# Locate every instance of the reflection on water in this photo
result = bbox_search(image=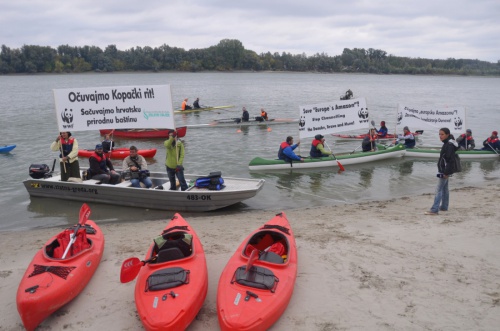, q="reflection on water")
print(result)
[359,168,374,188]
